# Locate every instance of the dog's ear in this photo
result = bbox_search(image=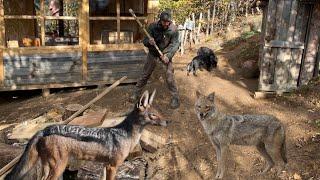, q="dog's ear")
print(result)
[207,92,215,102]
[196,90,202,98]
